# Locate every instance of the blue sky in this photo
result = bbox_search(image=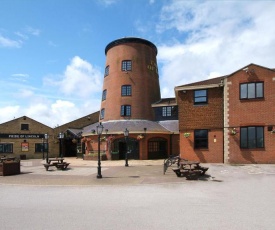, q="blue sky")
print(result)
[1,0,275,127]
